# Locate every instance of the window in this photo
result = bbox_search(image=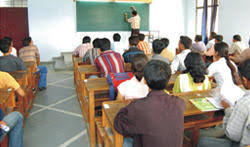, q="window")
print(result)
[0,0,27,7]
[195,0,219,34]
